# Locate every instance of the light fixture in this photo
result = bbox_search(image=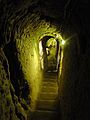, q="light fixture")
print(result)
[55,33,66,46]
[61,39,65,45]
